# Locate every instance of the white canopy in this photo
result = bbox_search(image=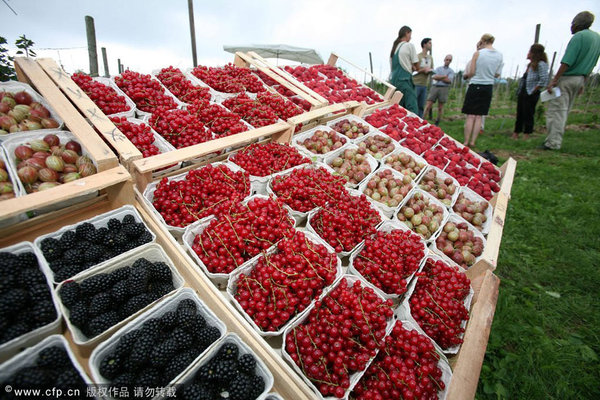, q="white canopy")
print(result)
[223,44,324,65]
